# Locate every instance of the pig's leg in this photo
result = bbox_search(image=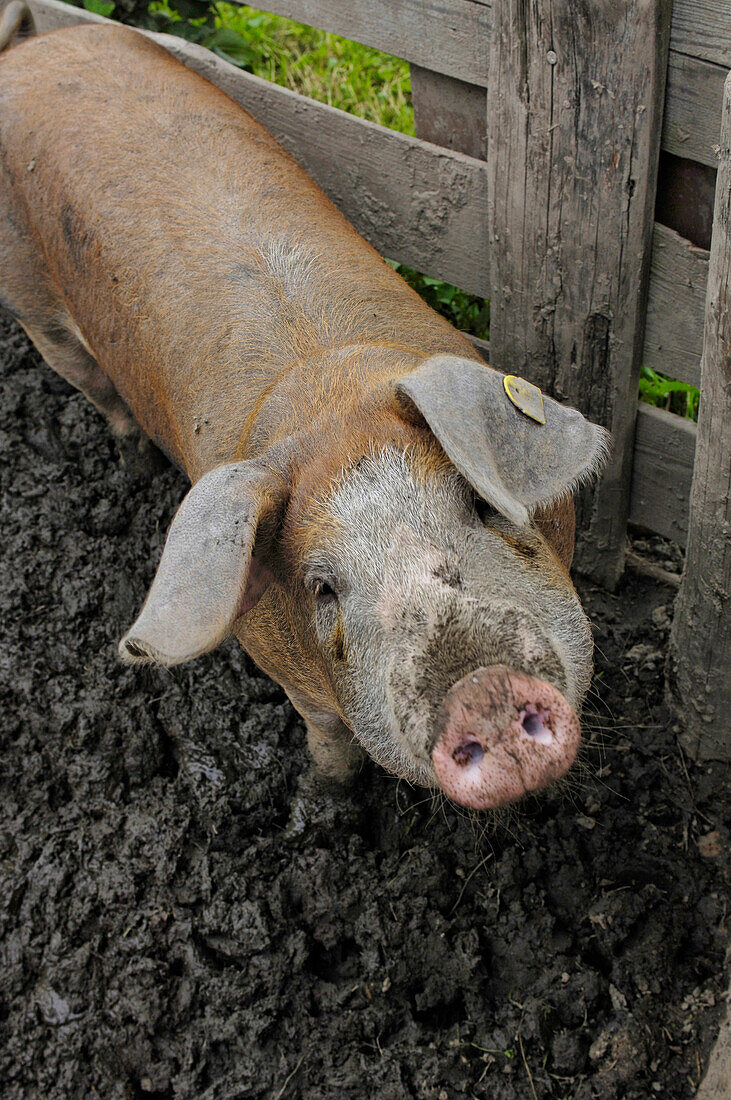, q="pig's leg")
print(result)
[17,319,158,474]
[0,183,151,469]
[306,718,363,782]
[286,688,363,782]
[21,320,134,436]
[284,703,364,842]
